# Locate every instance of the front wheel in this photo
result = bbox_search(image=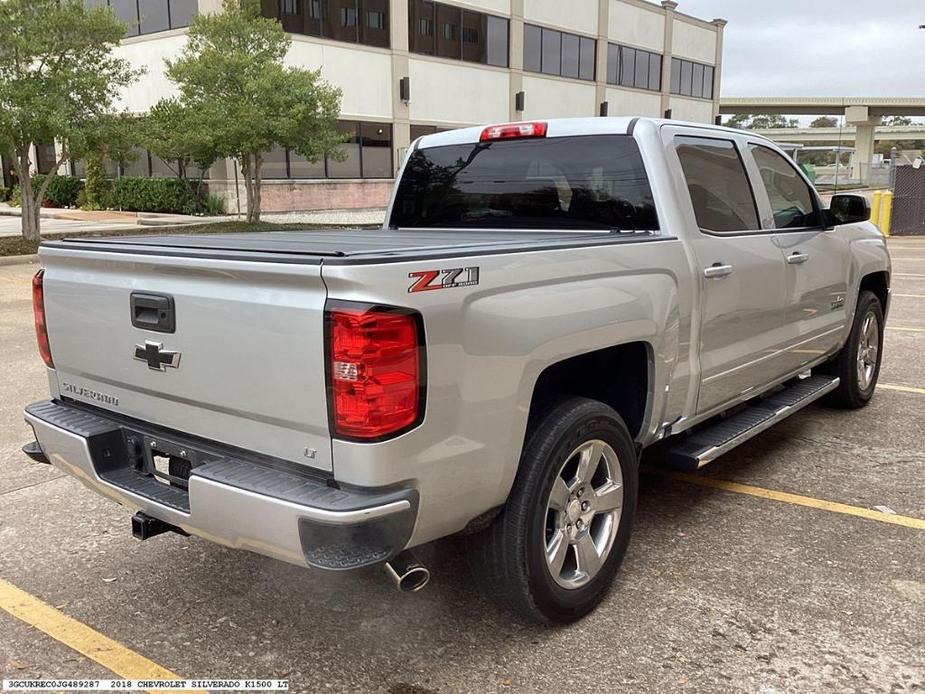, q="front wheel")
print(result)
[822,290,884,408]
[468,397,638,624]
